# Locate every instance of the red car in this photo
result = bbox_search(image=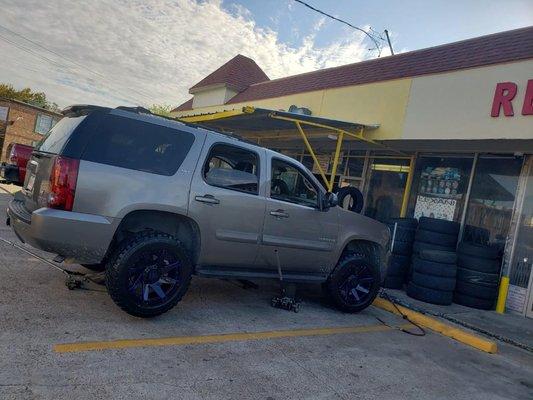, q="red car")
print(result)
[0,143,33,186]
